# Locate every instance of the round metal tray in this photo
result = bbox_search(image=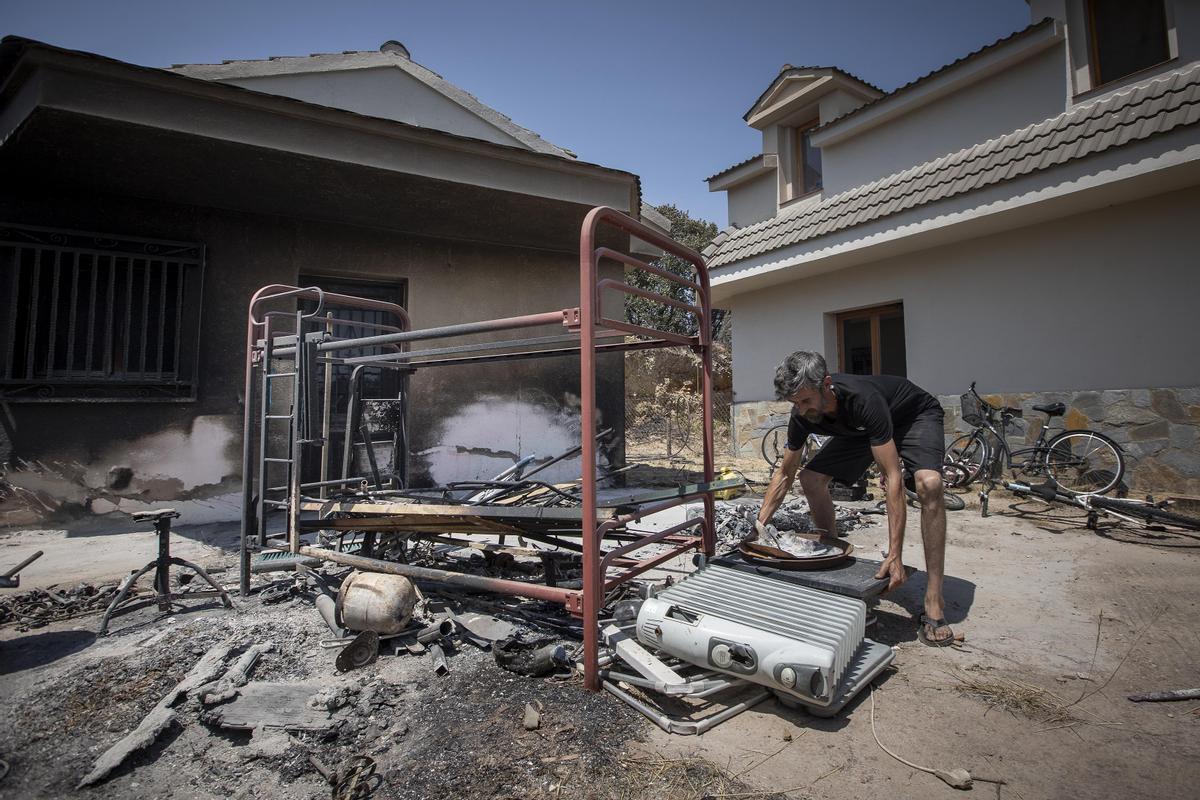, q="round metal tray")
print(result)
[736,537,854,570]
